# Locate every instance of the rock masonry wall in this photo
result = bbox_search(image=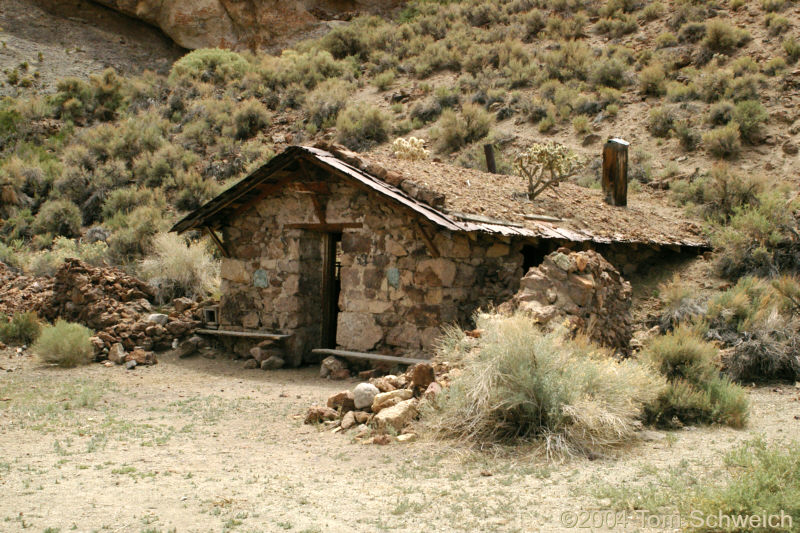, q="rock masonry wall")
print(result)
[219,176,523,366]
